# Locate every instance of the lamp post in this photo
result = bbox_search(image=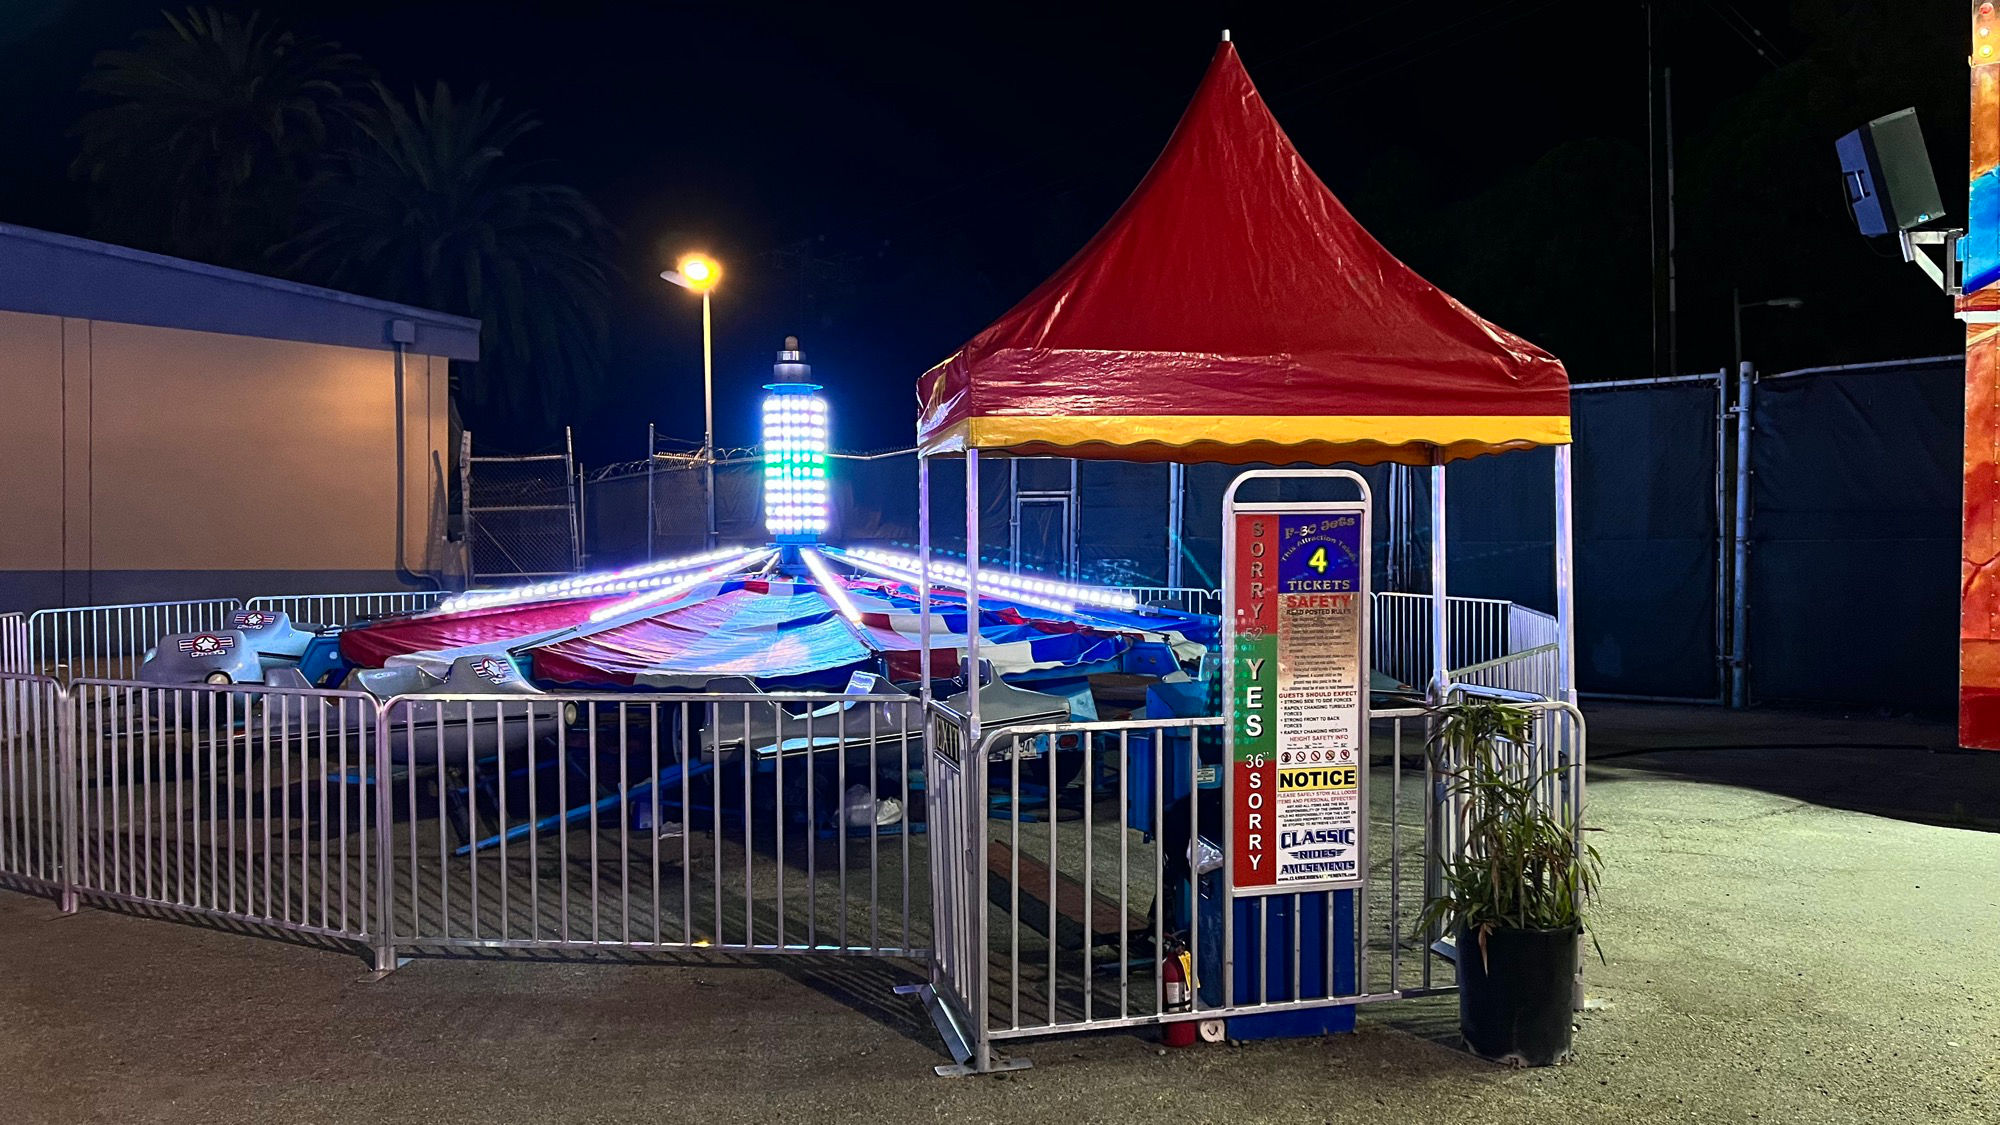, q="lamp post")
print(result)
[1730,289,1804,385]
[662,254,723,547]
